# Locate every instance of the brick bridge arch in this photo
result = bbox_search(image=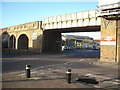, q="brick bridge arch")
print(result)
[2,32,10,48]
[9,35,16,49]
[17,34,29,49]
